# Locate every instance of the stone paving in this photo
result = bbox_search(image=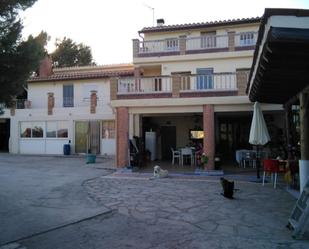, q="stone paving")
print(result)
[1,169,309,248]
